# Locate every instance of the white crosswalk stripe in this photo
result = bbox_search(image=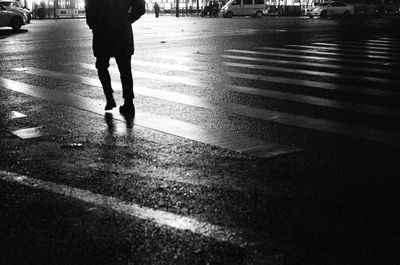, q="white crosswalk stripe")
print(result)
[313,42,400,52]
[224,71,399,99]
[135,27,259,43]
[2,38,400,151]
[0,76,300,158]
[229,48,399,66]
[10,66,400,146]
[223,61,397,84]
[340,40,400,48]
[221,54,398,75]
[287,44,400,56]
[222,39,400,145]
